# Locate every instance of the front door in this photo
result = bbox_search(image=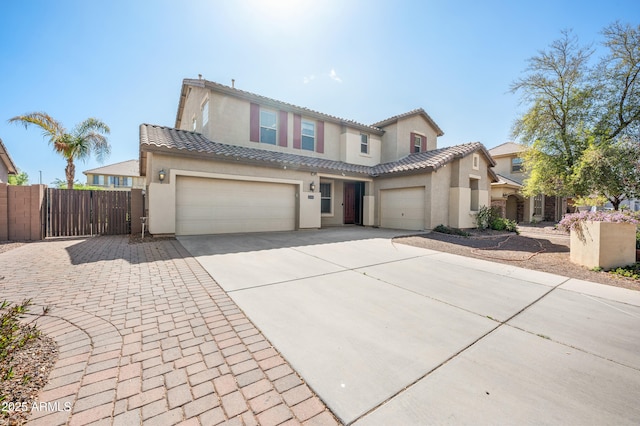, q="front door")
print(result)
[344,183,356,224]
